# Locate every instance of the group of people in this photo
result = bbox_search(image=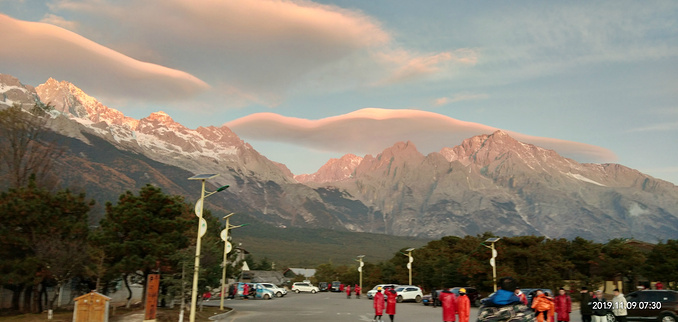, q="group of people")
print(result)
[370,286,471,322]
[529,288,572,322]
[345,284,362,299]
[581,287,629,322]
